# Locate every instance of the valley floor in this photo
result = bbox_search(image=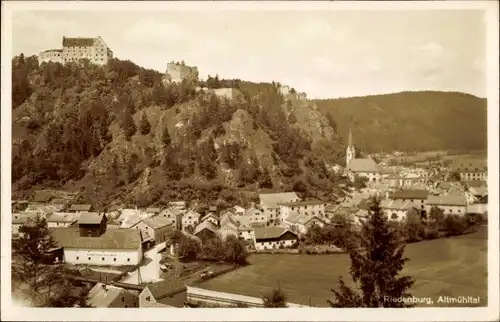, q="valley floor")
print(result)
[197,226,488,307]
